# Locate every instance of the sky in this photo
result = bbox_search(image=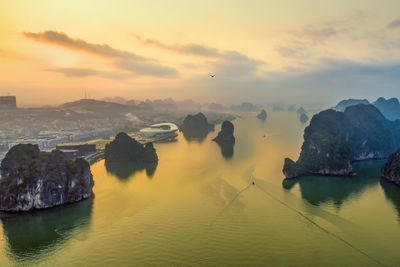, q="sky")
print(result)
[0,0,400,107]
